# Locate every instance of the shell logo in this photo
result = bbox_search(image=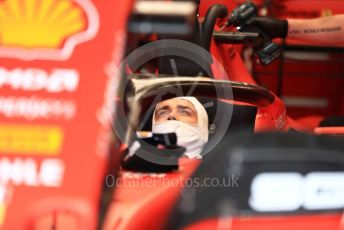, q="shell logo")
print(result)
[0,0,99,61]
